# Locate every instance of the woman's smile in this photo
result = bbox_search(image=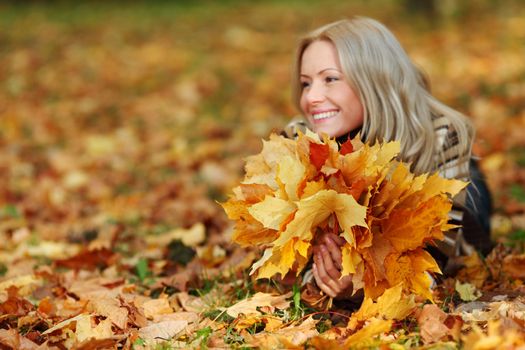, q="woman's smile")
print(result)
[311,110,339,122]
